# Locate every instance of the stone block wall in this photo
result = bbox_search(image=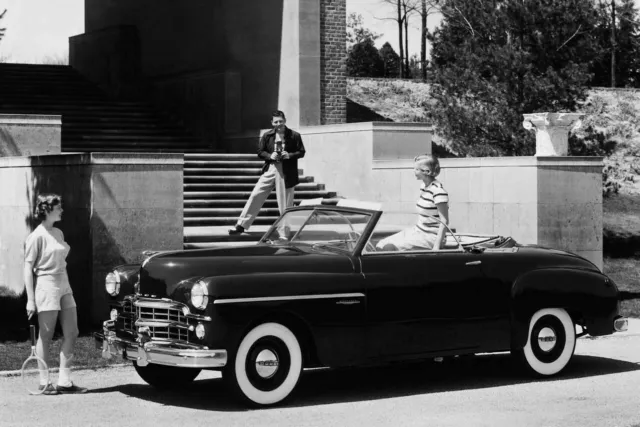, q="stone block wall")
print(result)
[320,0,347,125]
[0,153,183,331]
[0,115,61,157]
[372,156,604,270]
